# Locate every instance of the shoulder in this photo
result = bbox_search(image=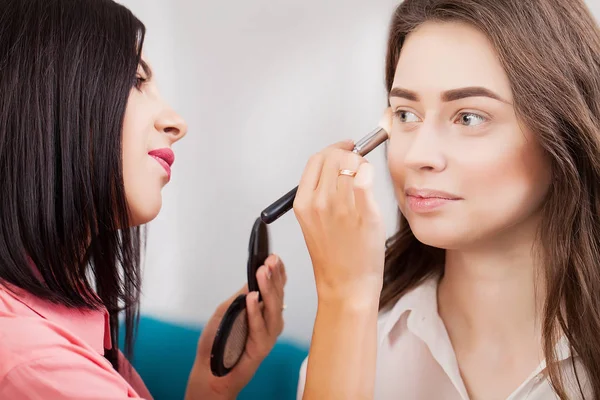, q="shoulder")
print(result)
[0,286,105,369]
[0,286,144,399]
[0,312,80,370]
[0,353,136,399]
[0,311,107,373]
[0,315,141,399]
